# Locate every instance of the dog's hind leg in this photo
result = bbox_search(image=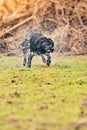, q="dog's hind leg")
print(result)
[23,56,27,66]
[27,52,35,68]
[23,48,28,66]
[45,53,51,66]
[41,54,47,64]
